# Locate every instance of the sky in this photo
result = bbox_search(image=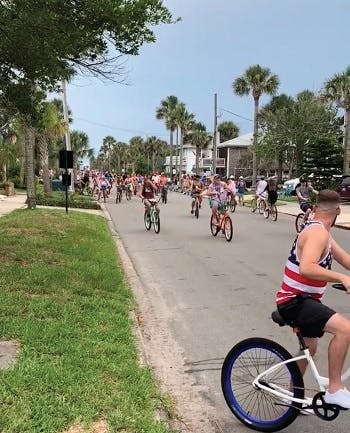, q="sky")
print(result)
[61,0,349,154]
